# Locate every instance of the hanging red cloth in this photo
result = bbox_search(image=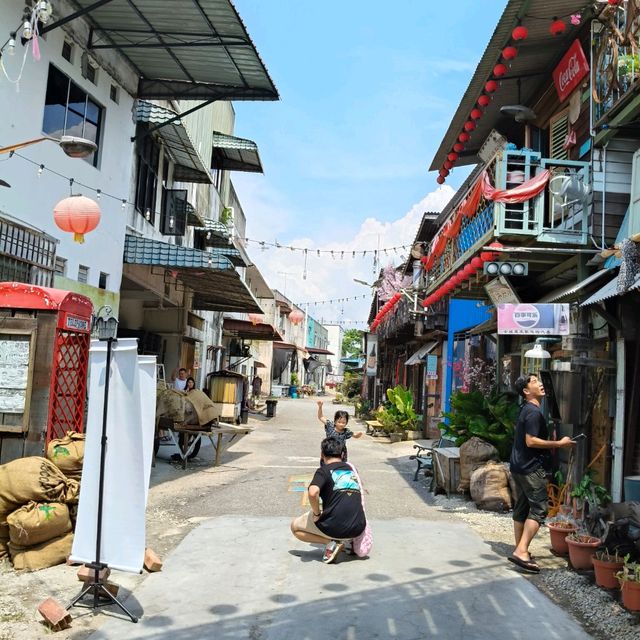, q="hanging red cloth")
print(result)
[459,178,483,218]
[444,210,463,239]
[481,169,550,203]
